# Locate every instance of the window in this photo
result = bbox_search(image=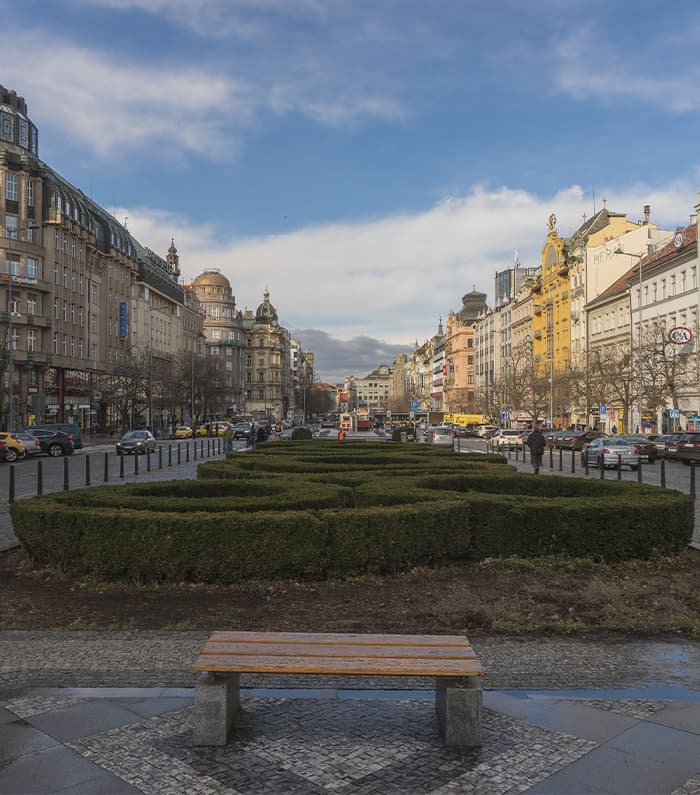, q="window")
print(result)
[212,329,221,340]
[79,274,83,294]
[259,338,264,348]
[63,301,67,321]
[27,296,36,315]
[225,361,232,371]
[71,271,76,291]
[78,339,84,358]
[53,298,58,318]
[693,267,697,289]
[27,329,36,352]
[5,173,17,202]
[62,335,67,355]
[681,271,687,292]
[62,235,67,254]
[70,337,75,356]
[71,304,75,324]
[26,180,33,207]
[53,332,58,354]
[661,279,666,299]
[258,390,264,400]
[26,257,37,279]
[5,215,17,239]
[54,228,59,249]
[79,307,83,327]
[246,355,252,365]
[11,328,19,351]
[63,268,68,288]
[671,275,676,295]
